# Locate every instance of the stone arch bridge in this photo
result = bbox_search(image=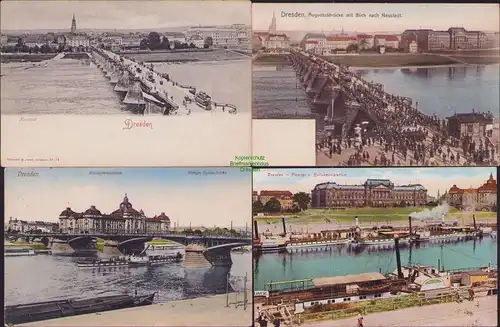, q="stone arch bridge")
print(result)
[5,233,251,267]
